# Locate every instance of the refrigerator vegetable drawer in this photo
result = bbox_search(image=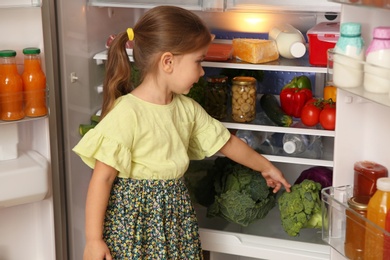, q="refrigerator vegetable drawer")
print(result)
[0,150,49,208]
